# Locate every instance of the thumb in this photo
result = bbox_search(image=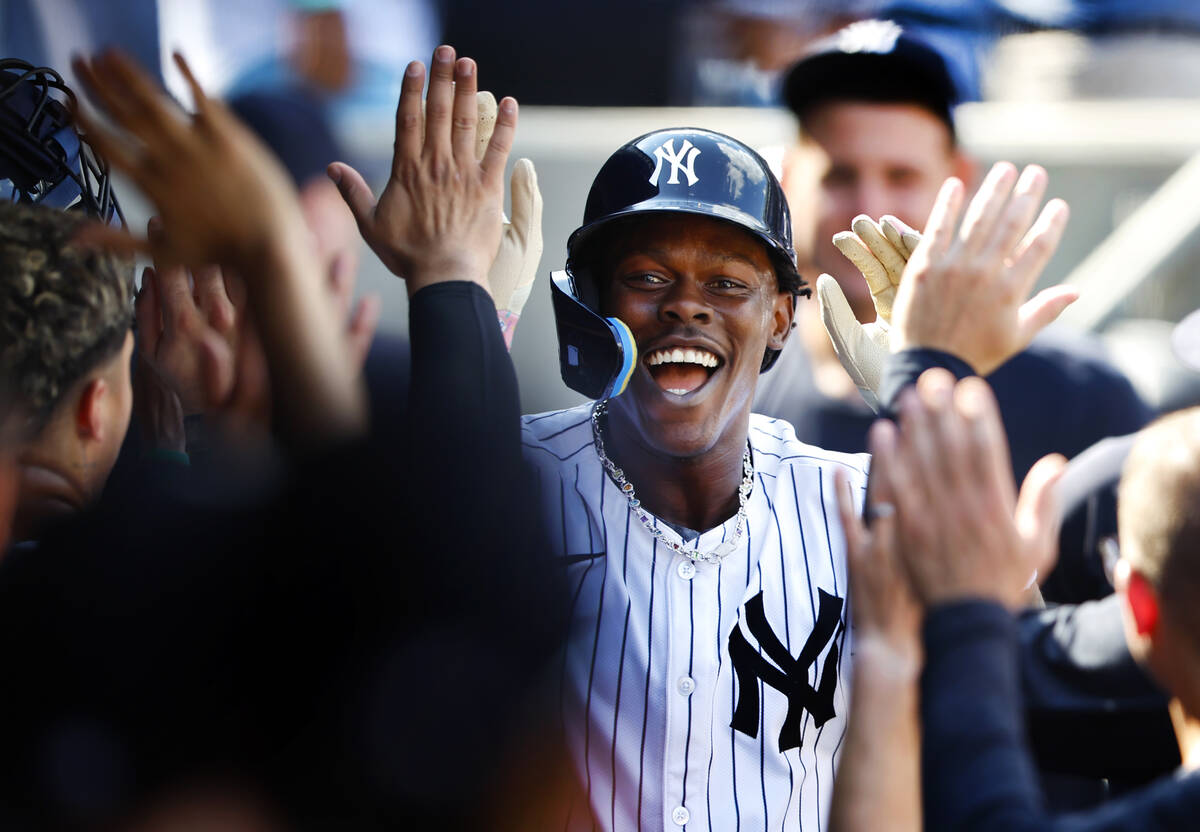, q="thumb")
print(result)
[817,273,860,336]
[327,162,377,235]
[508,158,543,251]
[1016,453,1068,579]
[1016,285,1080,346]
